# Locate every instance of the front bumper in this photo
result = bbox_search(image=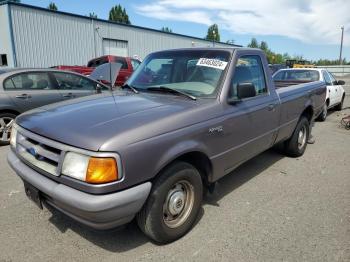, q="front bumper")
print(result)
[8,150,151,230]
